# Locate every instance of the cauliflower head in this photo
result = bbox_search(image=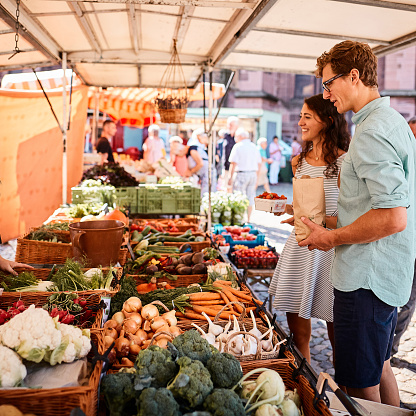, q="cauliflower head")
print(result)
[45,324,92,365]
[203,388,246,416]
[137,387,181,416]
[0,305,62,363]
[167,356,213,408]
[134,345,178,388]
[206,352,243,389]
[0,345,27,387]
